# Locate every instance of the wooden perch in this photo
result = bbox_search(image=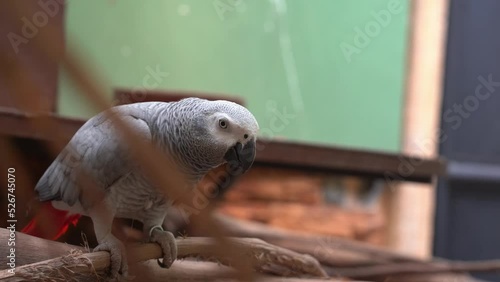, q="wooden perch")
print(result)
[2,219,494,282]
[126,260,360,282]
[214,212,419,266]
[211,214,492,281]
[332,259,500,279]
[0,228,326,281]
